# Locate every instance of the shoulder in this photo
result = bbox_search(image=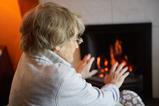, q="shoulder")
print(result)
[41,62,76,80]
